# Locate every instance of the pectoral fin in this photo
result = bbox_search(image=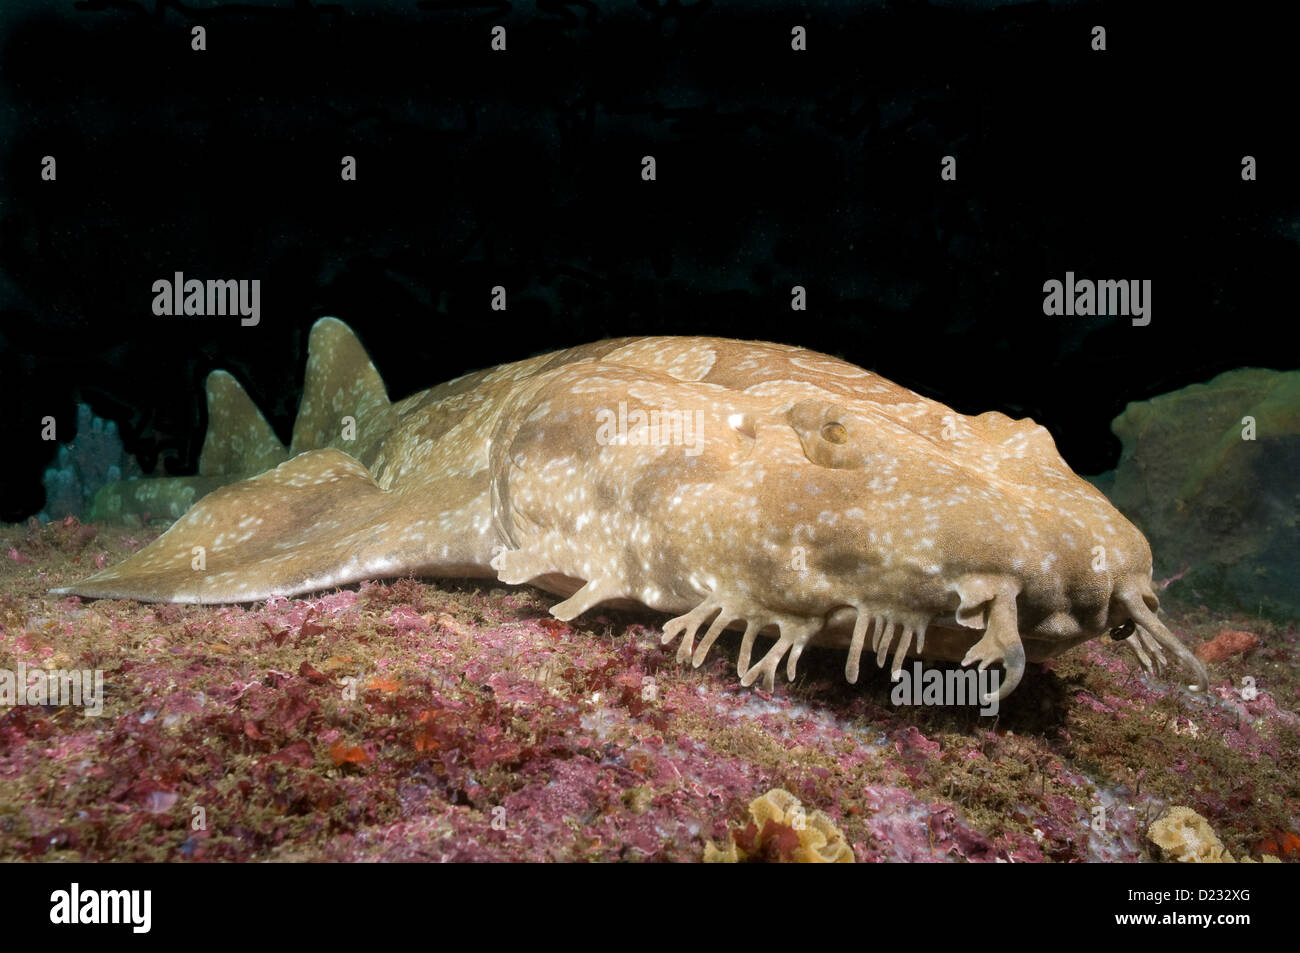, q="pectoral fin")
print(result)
[54,449,482,604]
